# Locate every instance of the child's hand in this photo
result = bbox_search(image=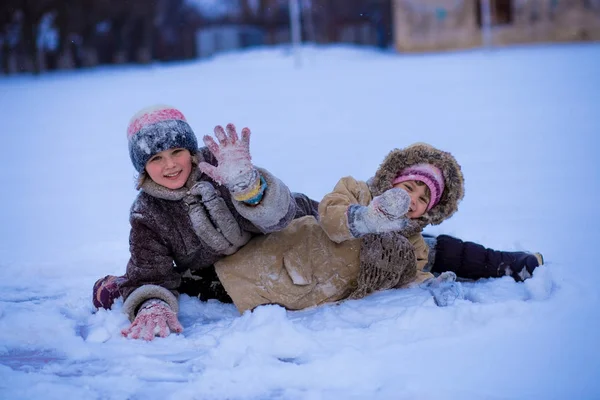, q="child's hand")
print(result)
[347,188,411,237]
[121,299,183,341]
[371,188,411,220]
[421,272,464,307]
[198,124,259,196]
